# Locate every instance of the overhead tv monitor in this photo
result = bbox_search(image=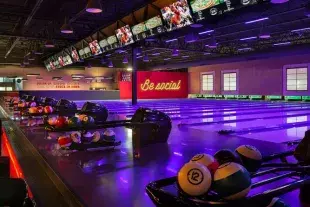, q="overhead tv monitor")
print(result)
[116,25,135,46]
[161,0,194,32]
[106,35,119,51]
[89,40,102,55]
[78,49,85,59]
[190,0,266,21]
[63,52,73,66]
[131,22,147,41]
[70,47,80,62]
[145,15,165,37]
[58,54,65,67]
[99,39,108,52]
[83,47,92,59]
